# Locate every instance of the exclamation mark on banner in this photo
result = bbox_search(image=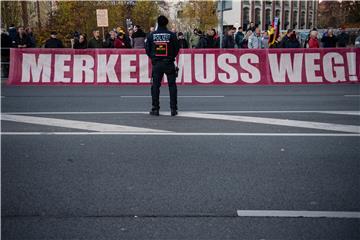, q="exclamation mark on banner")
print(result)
[347,53,358,81]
